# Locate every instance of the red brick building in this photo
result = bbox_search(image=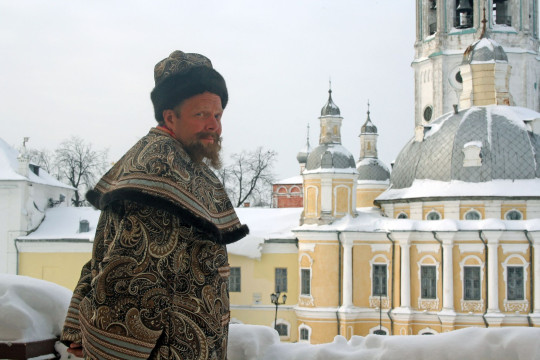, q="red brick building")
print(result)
[271,175,303,208]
